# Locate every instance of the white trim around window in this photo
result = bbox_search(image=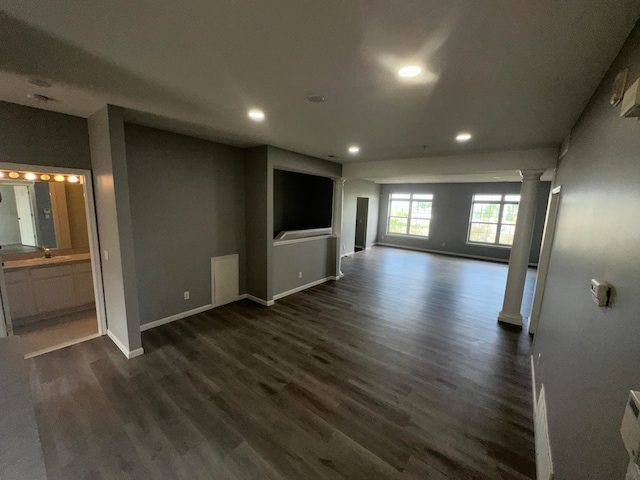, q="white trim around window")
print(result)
[387,193,433,238]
